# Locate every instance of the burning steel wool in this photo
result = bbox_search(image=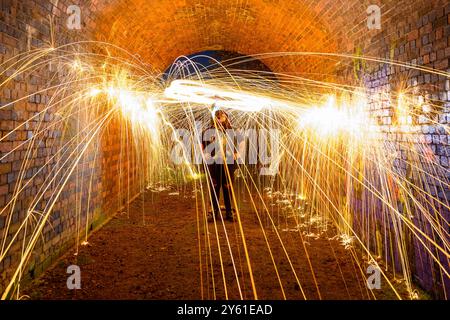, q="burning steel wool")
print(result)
[0,41,448,300]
